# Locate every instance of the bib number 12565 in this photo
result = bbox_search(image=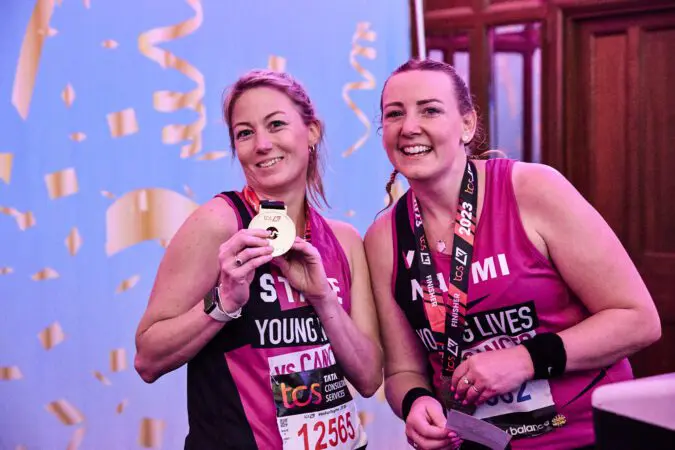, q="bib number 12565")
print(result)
[297,411,356,450]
